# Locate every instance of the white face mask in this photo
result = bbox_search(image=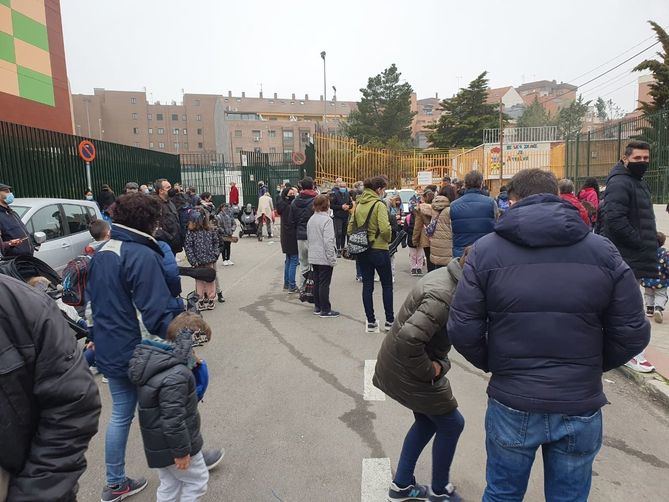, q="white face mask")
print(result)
[85,195,93,201]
